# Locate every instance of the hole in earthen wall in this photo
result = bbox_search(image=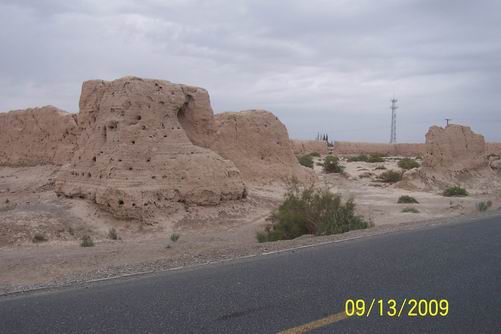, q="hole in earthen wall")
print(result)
[176,94,197,144]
